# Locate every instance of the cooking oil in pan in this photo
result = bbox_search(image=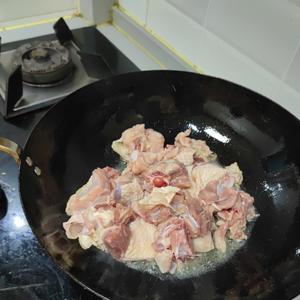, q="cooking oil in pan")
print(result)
[125,221,255,280]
